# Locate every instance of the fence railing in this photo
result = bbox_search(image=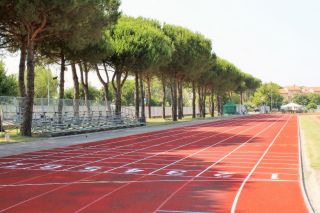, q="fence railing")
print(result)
[0,96,211,135]
[0,96,141,136]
